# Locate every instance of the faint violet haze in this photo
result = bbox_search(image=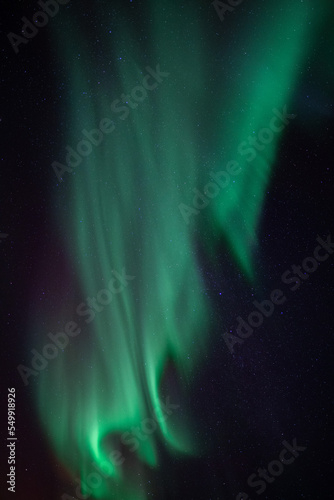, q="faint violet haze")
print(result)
[30,1,325,499]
